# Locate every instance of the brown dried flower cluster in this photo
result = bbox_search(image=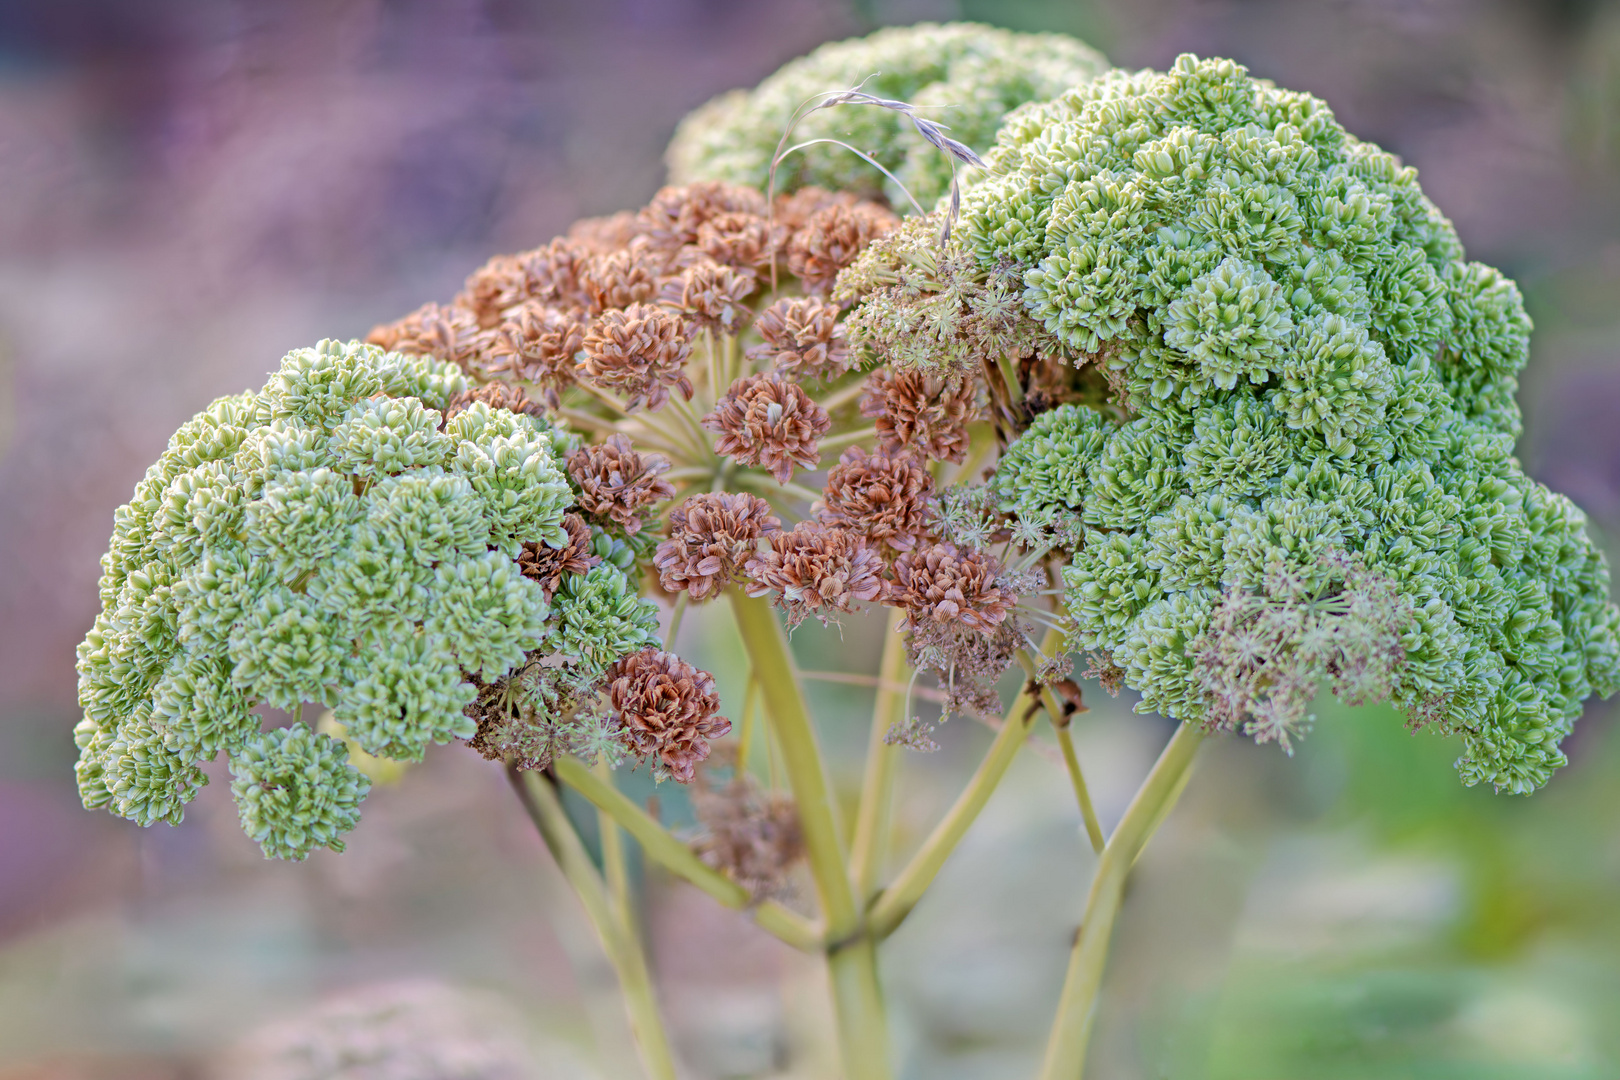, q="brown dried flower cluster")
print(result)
[817,447,936,552]
[696,211,781,269]
[744,523,885,626]
[579,303,696,411]
[518,513,601,598]
[607,648,731,783]
[486,303,588,408]
[456,253,525,328]
[860,368,979,464]
[639,181,768,250]
[702,374,830,483]
[366,303,487,375]
[693,749,804,899]
[661,261,757,331]
[566,434,676,534]
[654,493,781,601]
[787,202,899,294]
[579,236,669,314]
[747,297,852,380]
[442,381,546,423]
[885,542,1011,635]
